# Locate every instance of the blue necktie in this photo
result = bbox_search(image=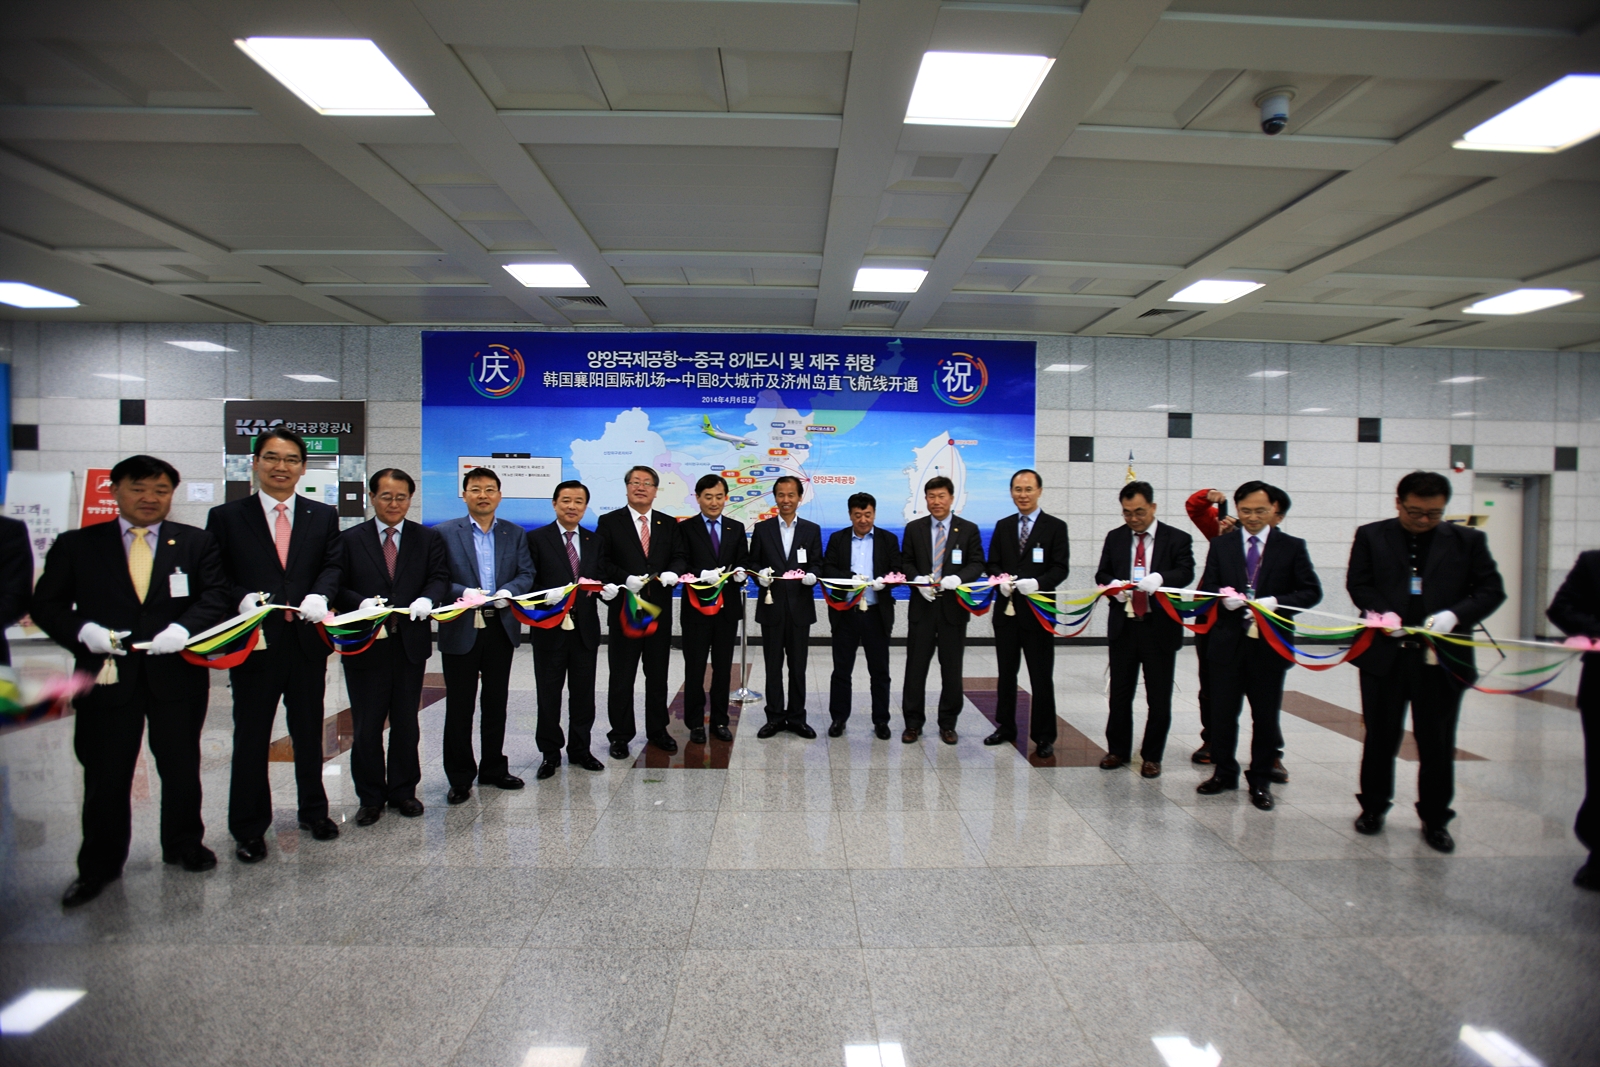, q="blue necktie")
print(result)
[709,519,720,556]
[1246,535,1261,589]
